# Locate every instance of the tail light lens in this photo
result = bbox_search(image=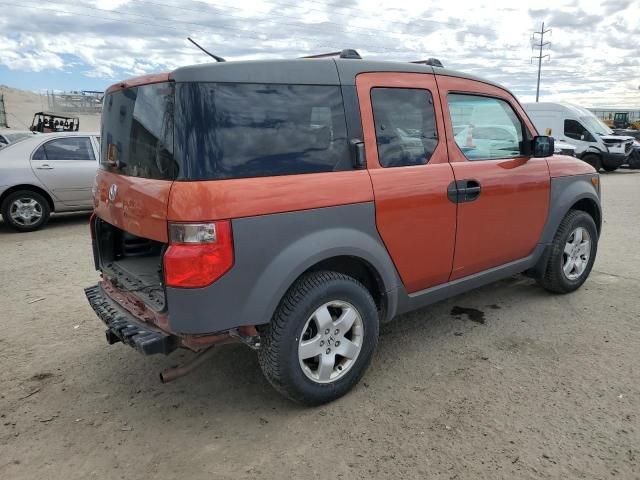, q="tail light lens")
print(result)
[163,221,234,288]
